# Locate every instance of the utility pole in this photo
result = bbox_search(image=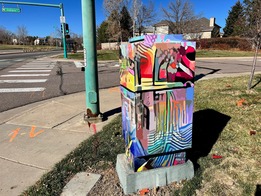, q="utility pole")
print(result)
[59,3,67,58]
[81,0,101,121]
[0,1,67,58]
